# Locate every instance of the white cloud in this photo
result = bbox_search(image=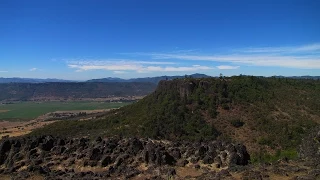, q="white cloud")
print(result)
[146,53,320,69]
[141,65,213,73]
[68,64,141,71]
[113,71,126,74]
[67,59,176,65]
[29,68,38,71]
[0,70,8,73]
[128,43,320,69]
[66,43,320,74]
[217,65,240,70]
[67,60,213,73]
